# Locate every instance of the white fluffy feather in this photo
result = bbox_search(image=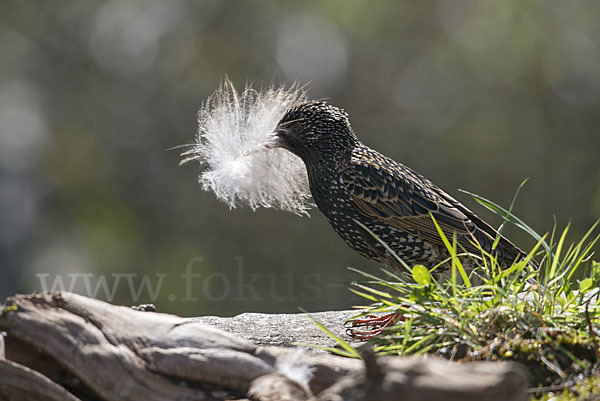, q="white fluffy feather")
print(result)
[181,79,312,216]
[275,348,315,389]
